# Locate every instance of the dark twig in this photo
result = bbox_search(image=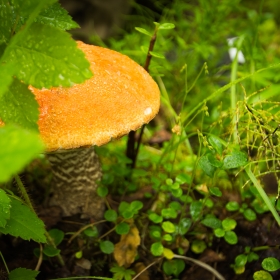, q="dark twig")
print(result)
[126,27,158,168]
[143,32,157,72]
